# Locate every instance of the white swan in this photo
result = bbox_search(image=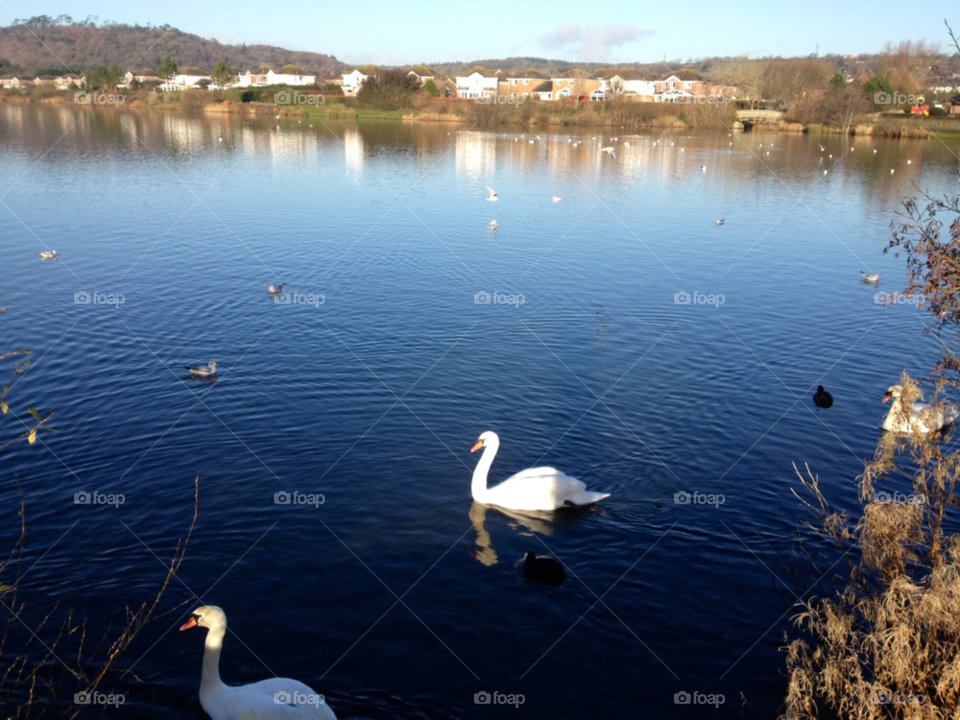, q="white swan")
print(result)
[181,606,336,720]
[882,385,957,433]
[470,431,610,511]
